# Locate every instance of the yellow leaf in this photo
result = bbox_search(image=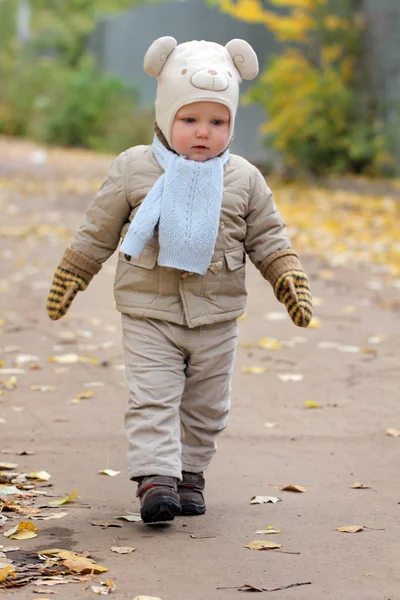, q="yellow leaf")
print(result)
[386,428,400,438]
[259,336,281,350]
[241,366,269,374]
[98,469,120,477]
[48,354,97,365]
[245,540,282,550]
[17,521,39,532]
[48,489,78,507]
[281,484,307,493]
[336,525,364,533]
[255,527,281,535]
[10,530,38,540]
[27,470,51,481]
[351,482,371,489]
[0,565,16,583]
[110,546,136,554]
[75,390,93,399]
[57,550,108,574]
[304,400,323,409]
